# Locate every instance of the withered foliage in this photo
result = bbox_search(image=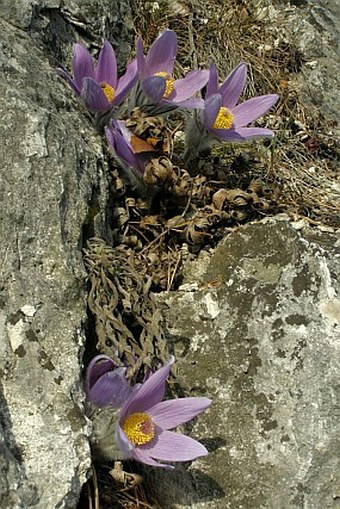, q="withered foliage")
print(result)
[83,238,168,379]
[84,108,282,381]
[108,109,281,277]
[82,463,160,509]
